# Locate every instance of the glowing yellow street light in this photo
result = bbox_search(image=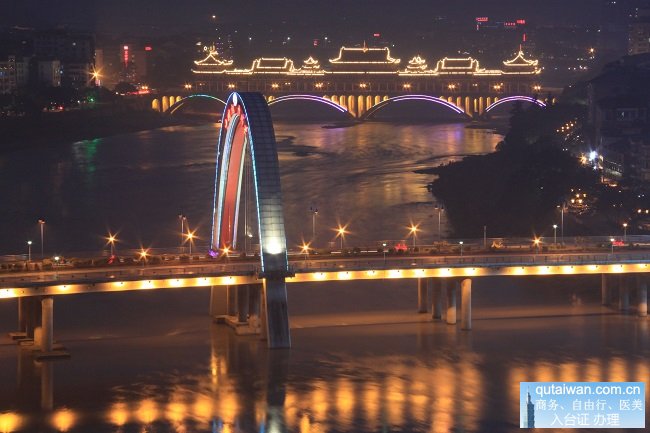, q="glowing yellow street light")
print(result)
[185,231,196,255]
[334,225,348,250]
[408,224,420,248]
[107,234,117,256]
[300,242,311,265]
[533,237,541,254]
[623,223,628,241]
